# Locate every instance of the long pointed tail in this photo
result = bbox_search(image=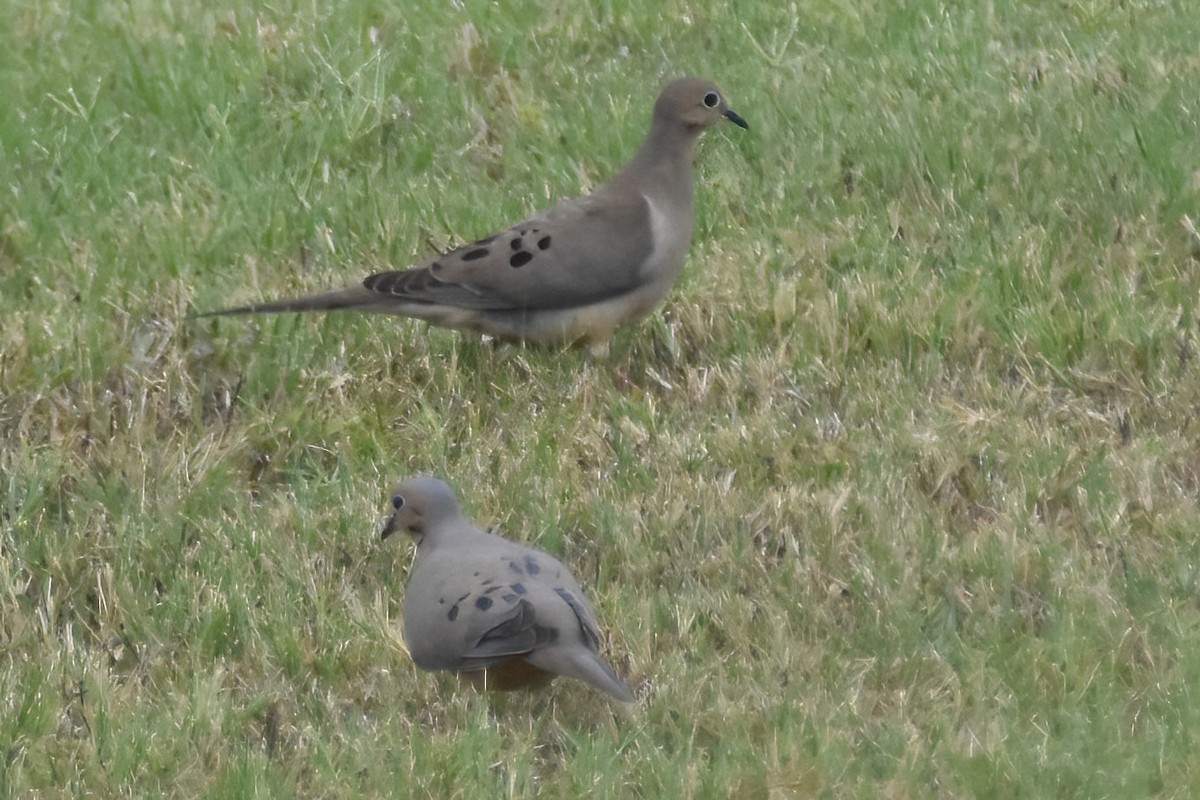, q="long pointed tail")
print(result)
[530,648,637,703]
[194,286,384,317]
[581,655,637,703]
